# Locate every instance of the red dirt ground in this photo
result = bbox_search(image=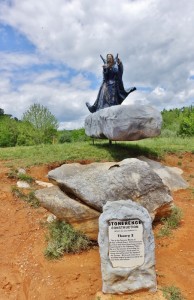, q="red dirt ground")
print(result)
[0,153,194,300]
